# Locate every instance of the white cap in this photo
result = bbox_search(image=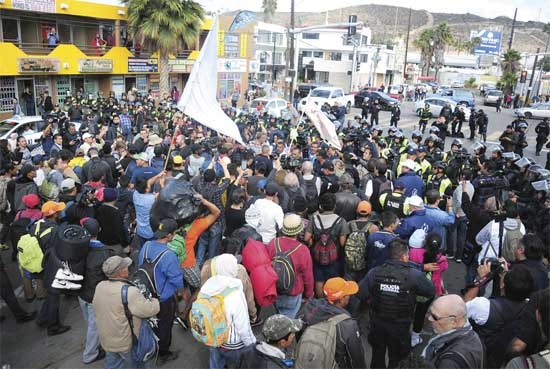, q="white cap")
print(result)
[402,159,417,170]
[406,195,424,208]
[82,133,93,140]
